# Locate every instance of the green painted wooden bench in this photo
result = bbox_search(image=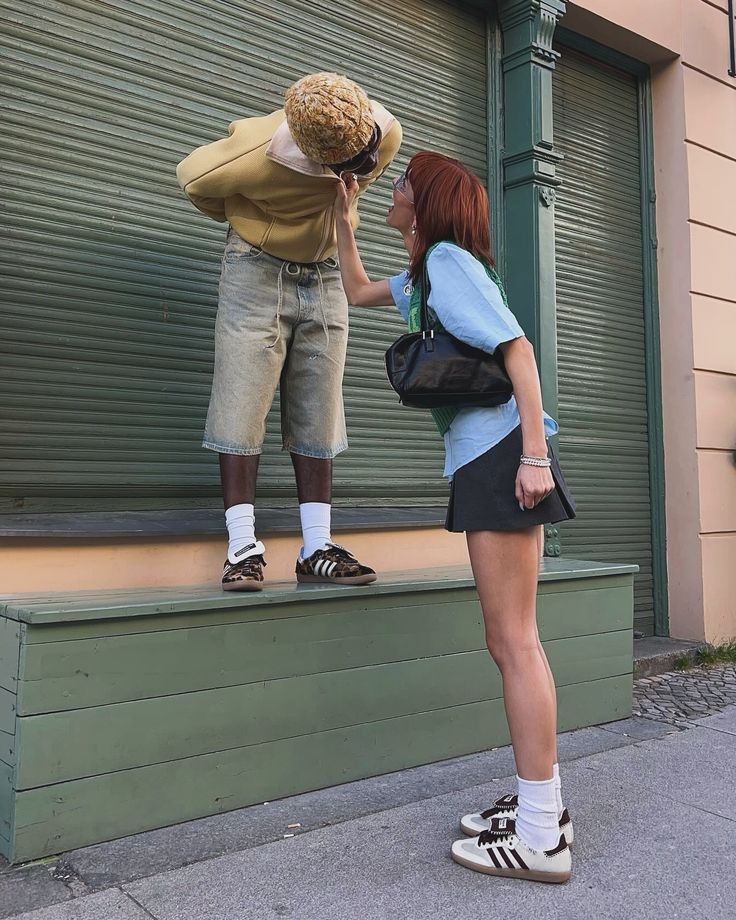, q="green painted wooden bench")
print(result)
[0,559,635,863]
